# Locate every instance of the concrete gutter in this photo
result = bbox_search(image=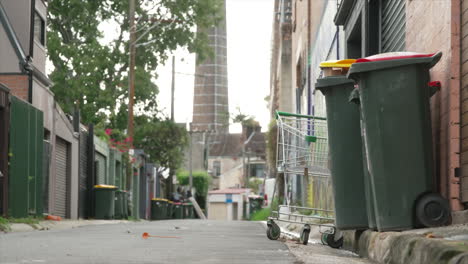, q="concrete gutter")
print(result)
[343,226,468,264]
